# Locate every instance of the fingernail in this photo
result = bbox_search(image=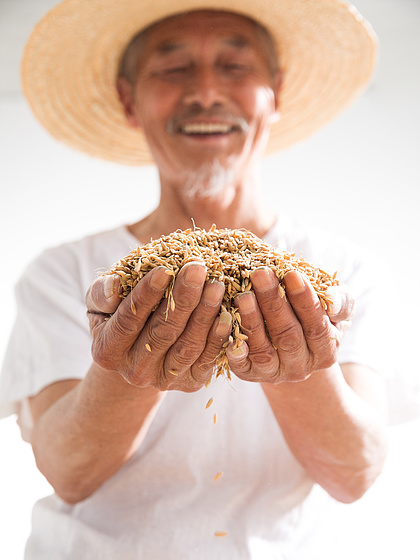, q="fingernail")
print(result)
[149,267,171,290]
[215,311,232,336]
[284,271,306,295]
[325,288,344,317]
[230,344,247,358]
[182,263,207,288]
[235,292,256,314]
[104,275,119,299]
[202,281,225,306]
[326,296,341,316]
[250,267,276,291]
